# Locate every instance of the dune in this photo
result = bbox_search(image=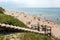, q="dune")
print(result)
[4,10,60,39]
